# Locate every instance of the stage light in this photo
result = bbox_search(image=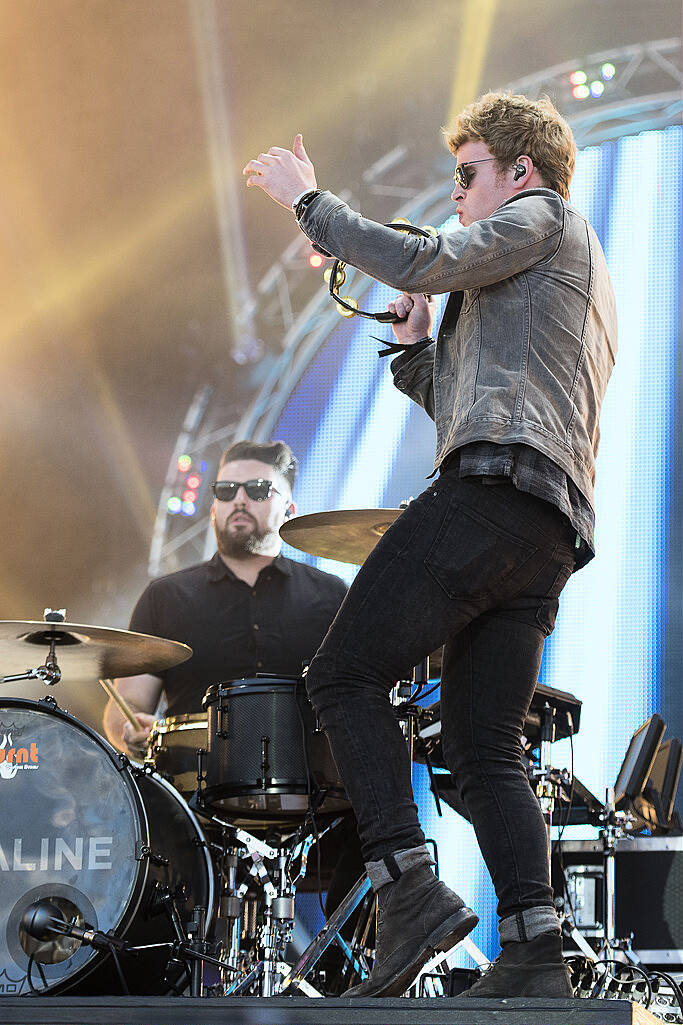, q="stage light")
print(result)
[182,489,197,503]
[177,454,192,472]
[601,62,616,80]
[572,84,590,100]
[186,474,201,490]
[181,500,196,516]
[590,81,605,98]
[167,496,182,515]
[569,70,587,86]
[200,461,207,472]
[308,253,324,269]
